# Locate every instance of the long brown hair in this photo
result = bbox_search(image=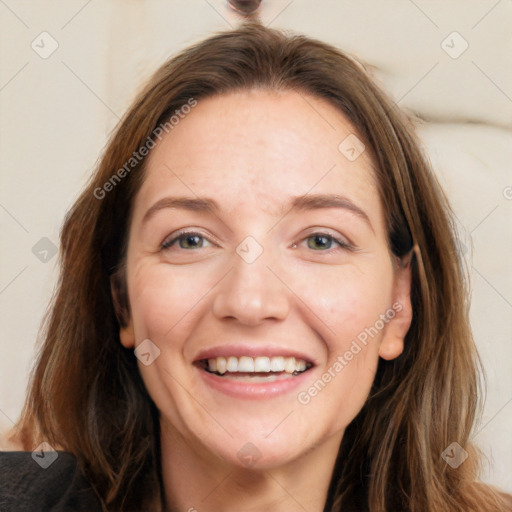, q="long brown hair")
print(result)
[11,21,511,511]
